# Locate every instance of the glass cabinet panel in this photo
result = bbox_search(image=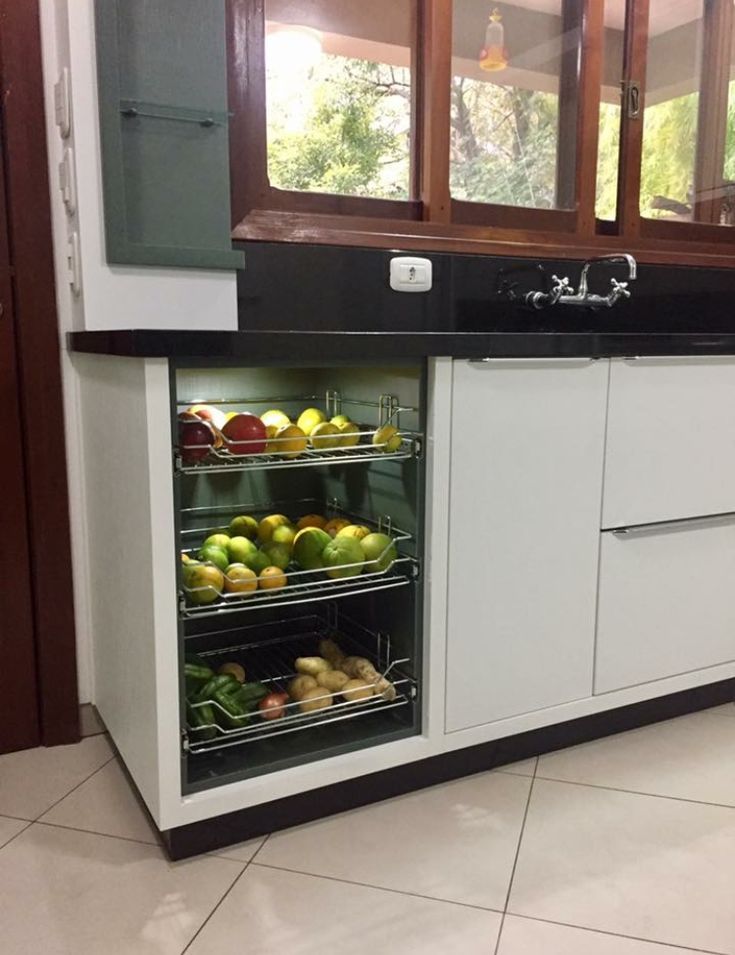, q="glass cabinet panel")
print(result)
[596,0,626,220]
[640,1,704,222]
[449,0,582,210]
[263,0,414,200]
